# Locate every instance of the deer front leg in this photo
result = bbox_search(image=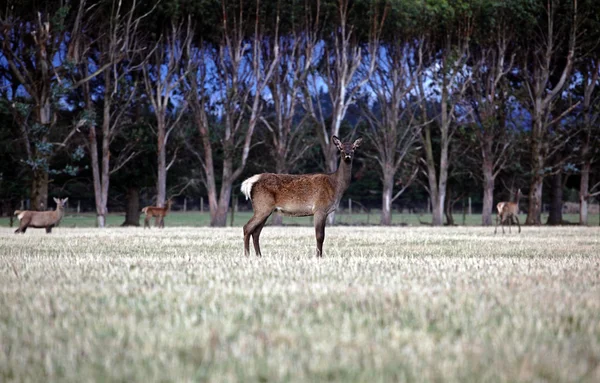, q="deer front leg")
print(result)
[514,215,521,234]
[46,226,53,234]
[314,211,327,258]
[144,216,151,229]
